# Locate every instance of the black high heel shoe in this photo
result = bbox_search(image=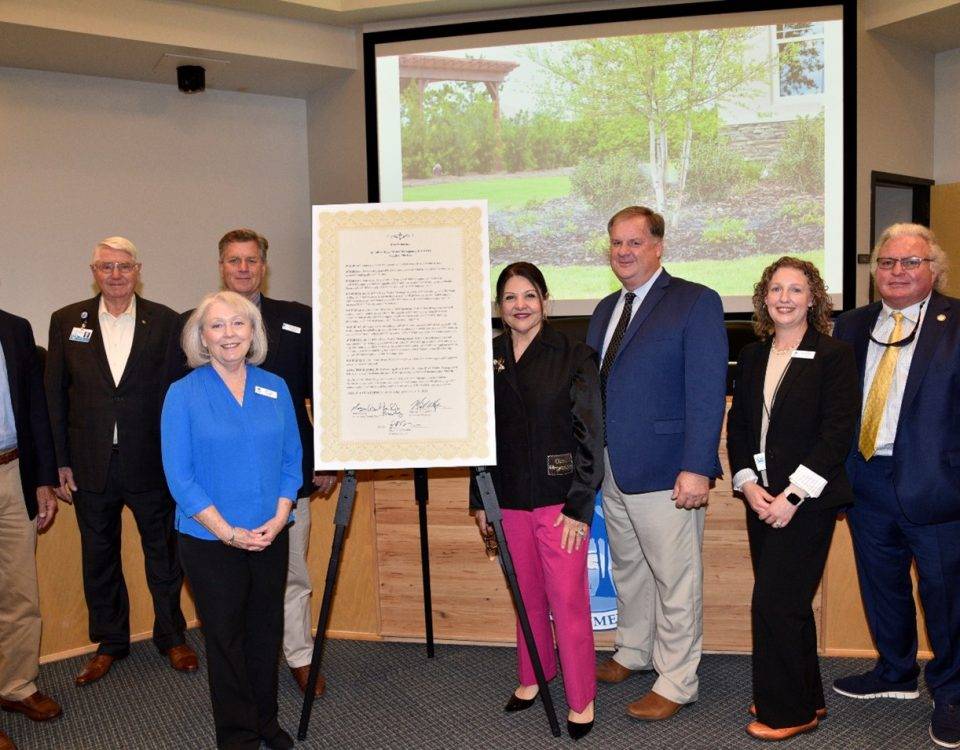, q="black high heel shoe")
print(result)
[567,719,594,741]
[503,692,537,712]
